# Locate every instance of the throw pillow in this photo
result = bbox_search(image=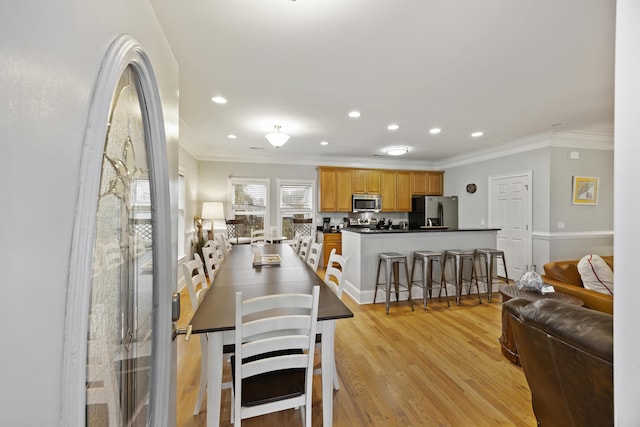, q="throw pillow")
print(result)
[577,254,614,295]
